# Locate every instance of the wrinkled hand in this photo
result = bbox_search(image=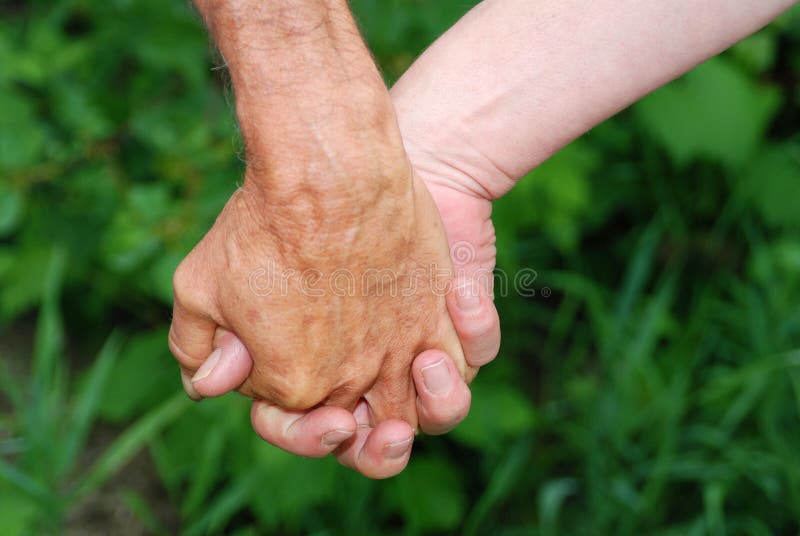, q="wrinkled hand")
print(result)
[169,153,476,434]
[185,157,501,478]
